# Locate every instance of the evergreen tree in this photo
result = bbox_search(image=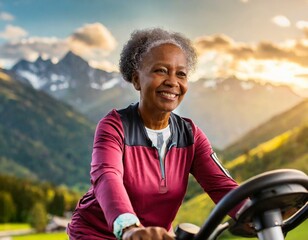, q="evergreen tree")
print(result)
[49,190,65,216]
[0,191,16,222]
